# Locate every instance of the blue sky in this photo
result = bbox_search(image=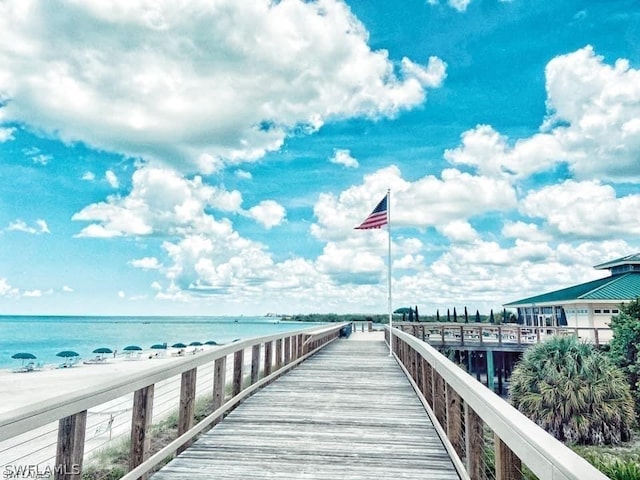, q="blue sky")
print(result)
[0,0,639,316]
